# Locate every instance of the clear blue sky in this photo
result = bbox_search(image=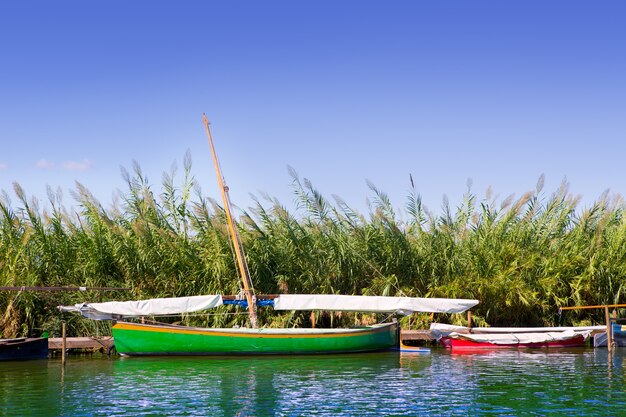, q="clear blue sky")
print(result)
[1,1,624,218]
